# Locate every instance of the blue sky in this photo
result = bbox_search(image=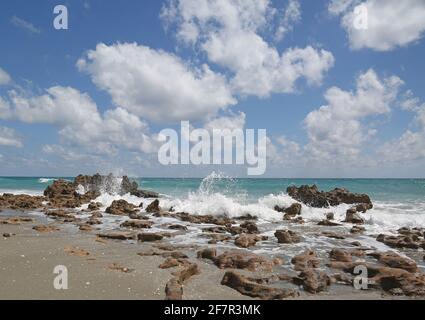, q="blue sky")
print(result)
[0,0,425,178]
